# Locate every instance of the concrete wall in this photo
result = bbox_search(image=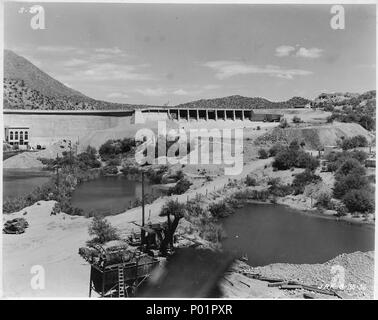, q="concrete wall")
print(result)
[3,113,133,147]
